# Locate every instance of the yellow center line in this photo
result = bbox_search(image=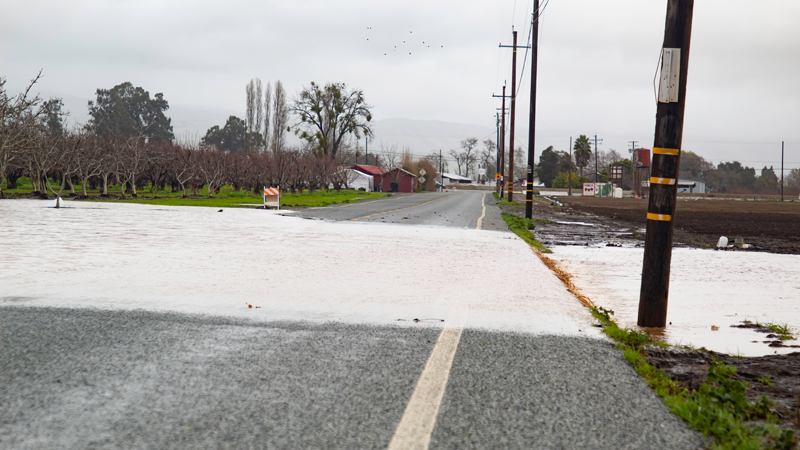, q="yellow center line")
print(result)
[387,308,468,450]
